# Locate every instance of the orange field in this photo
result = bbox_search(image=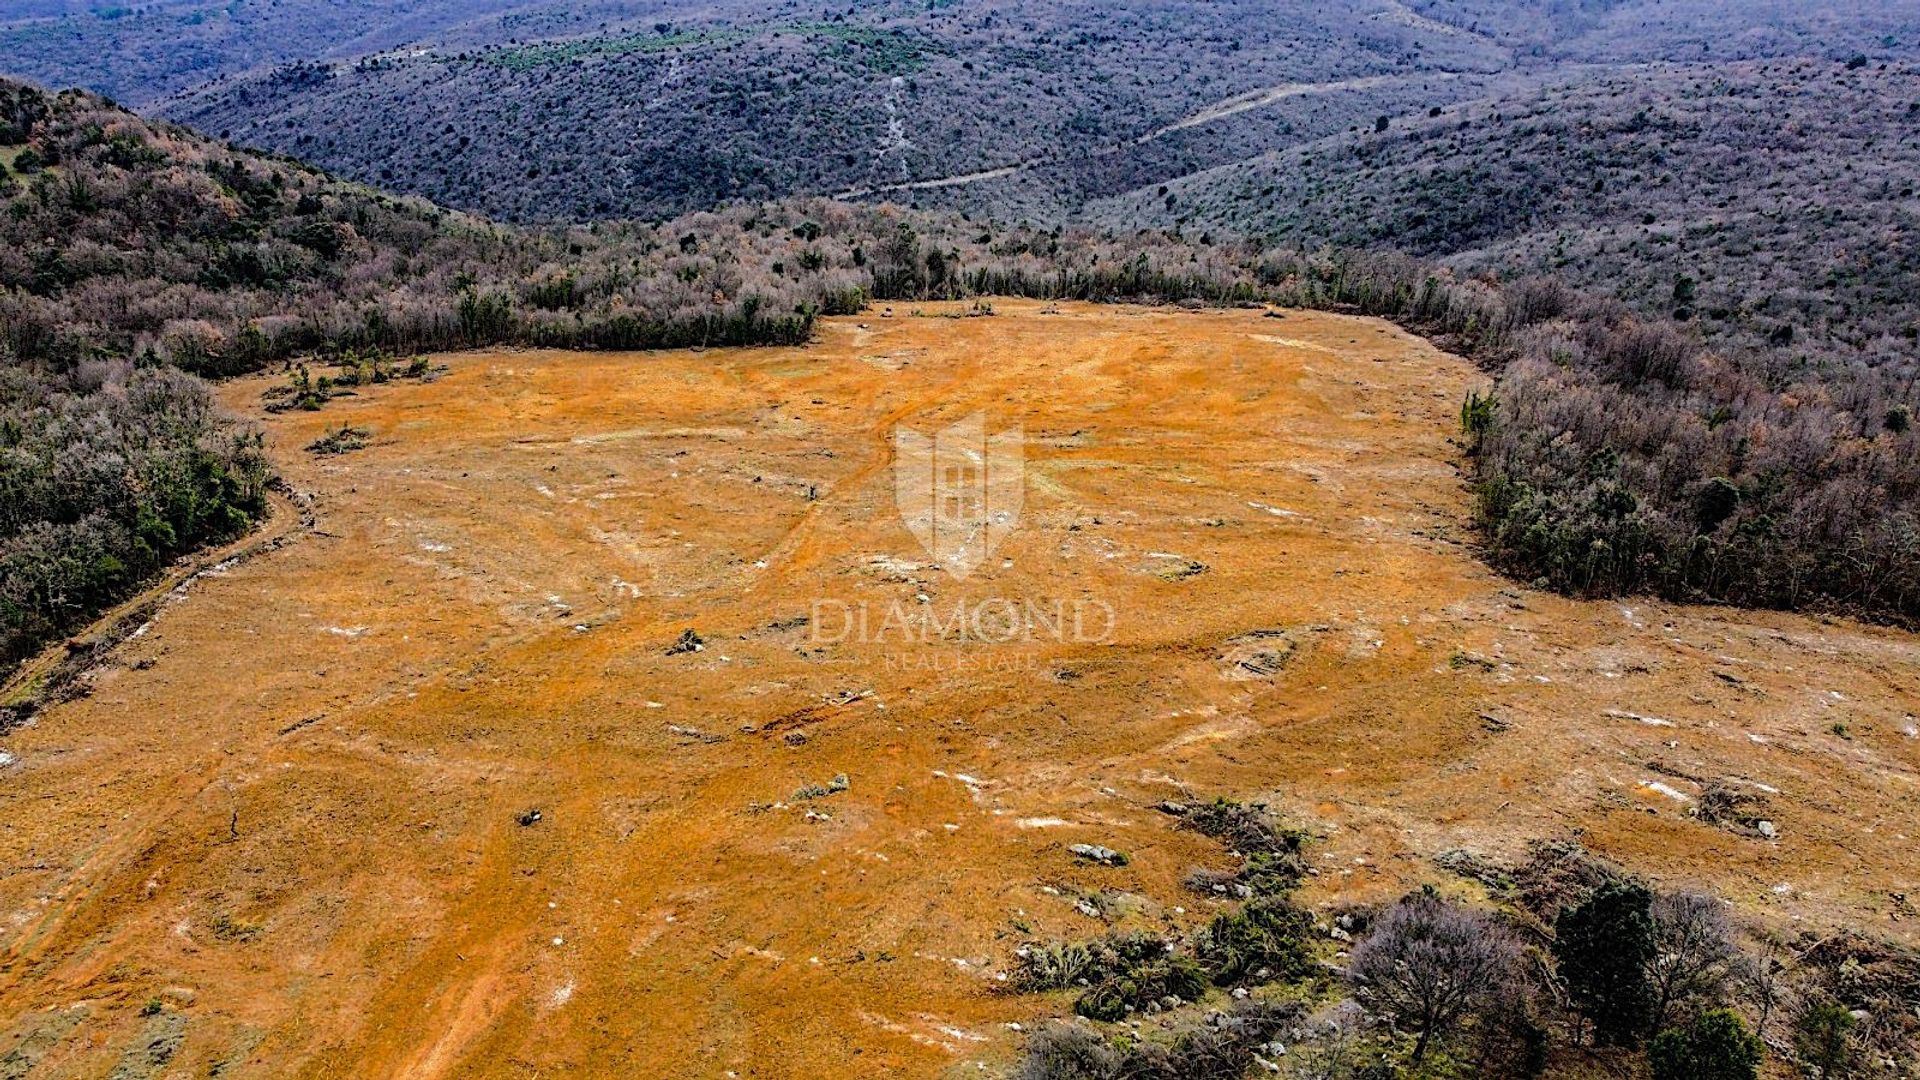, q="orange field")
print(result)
[2,302,1916,1077]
